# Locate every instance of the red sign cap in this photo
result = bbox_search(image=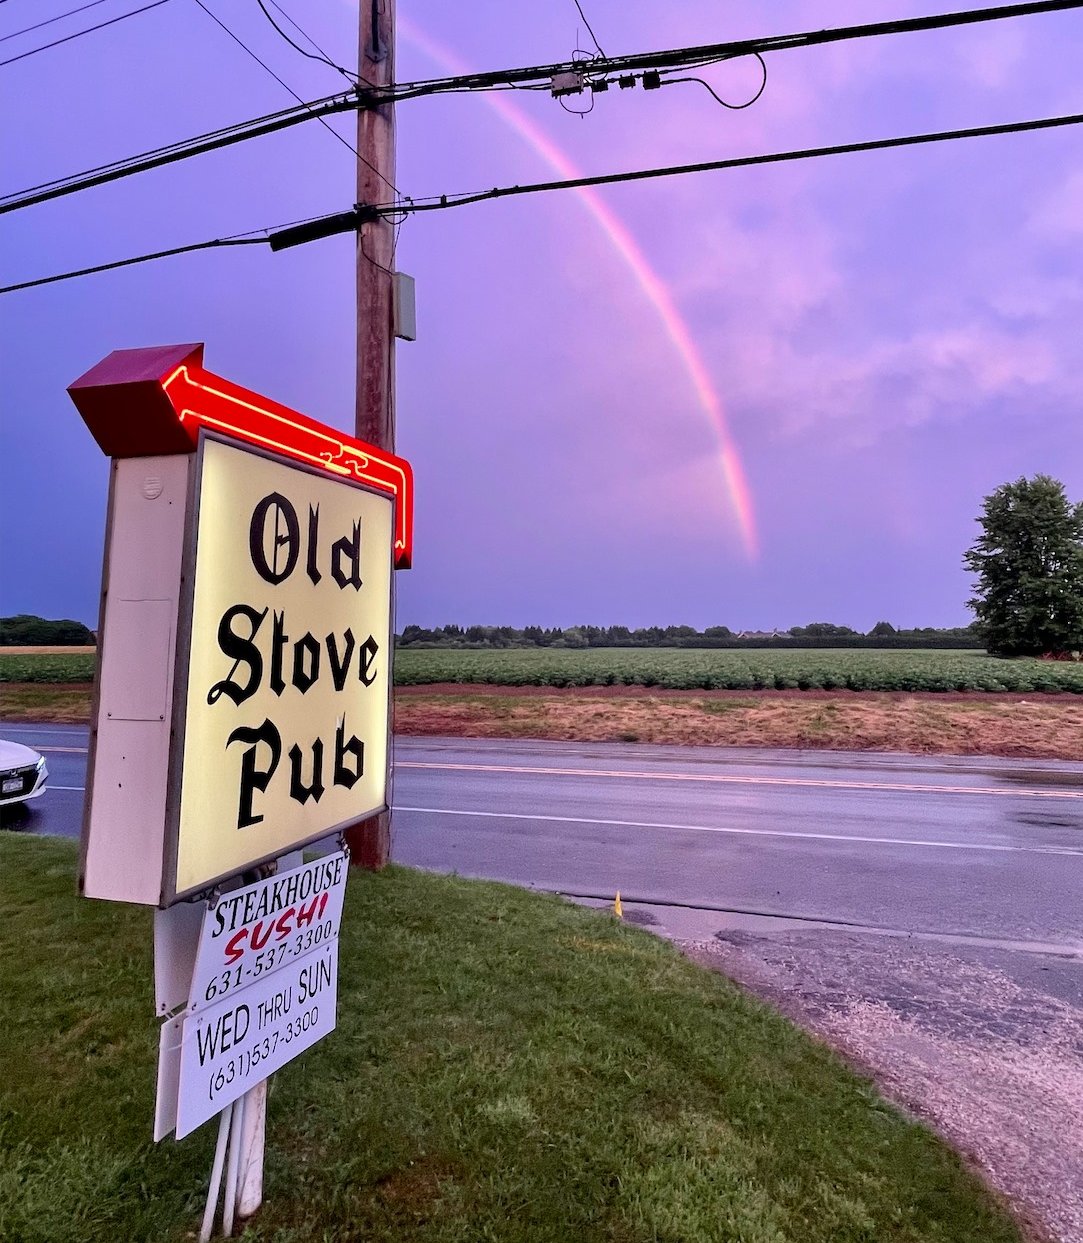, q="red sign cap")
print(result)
[68,344,413,569]
[68,343,204,457]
